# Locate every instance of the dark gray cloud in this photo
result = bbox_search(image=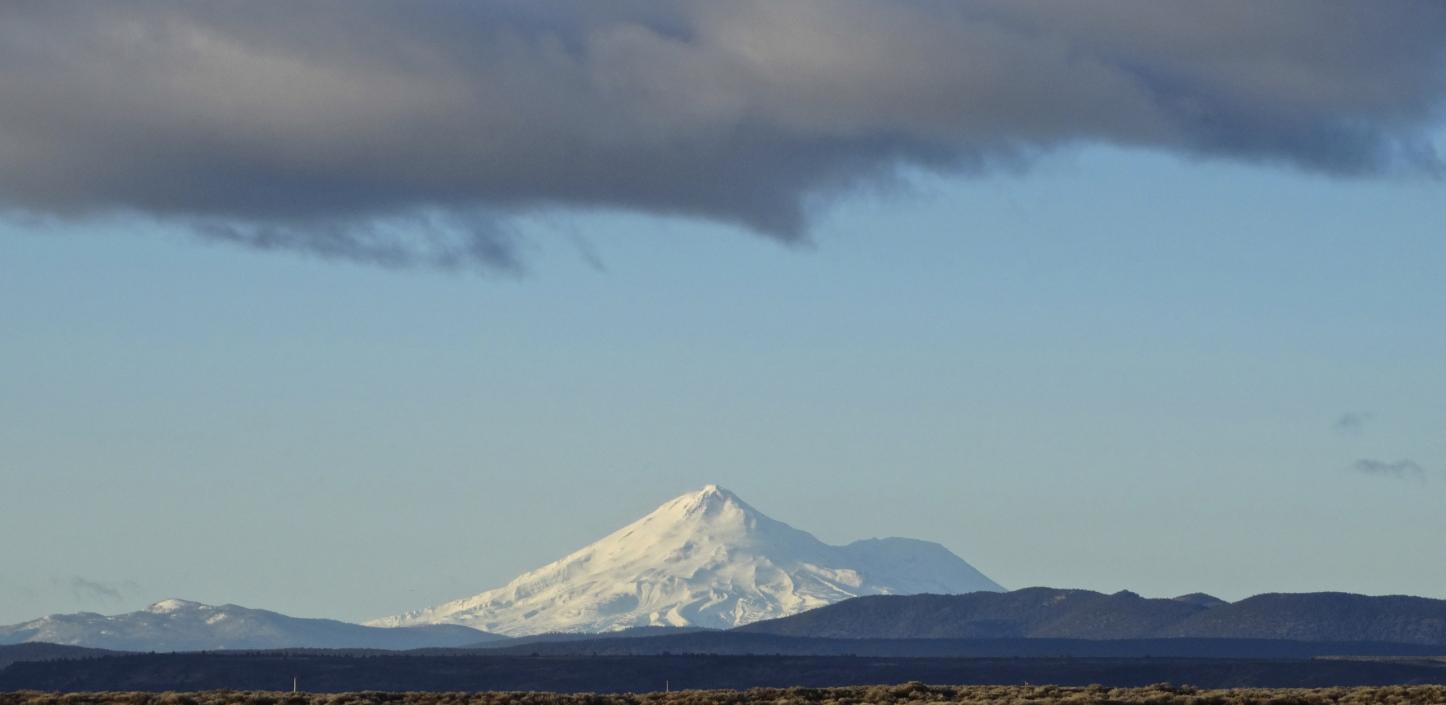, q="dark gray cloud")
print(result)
[2,1,1445,269]
[1351,458,1430,482]
[1334,412,1374,435]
